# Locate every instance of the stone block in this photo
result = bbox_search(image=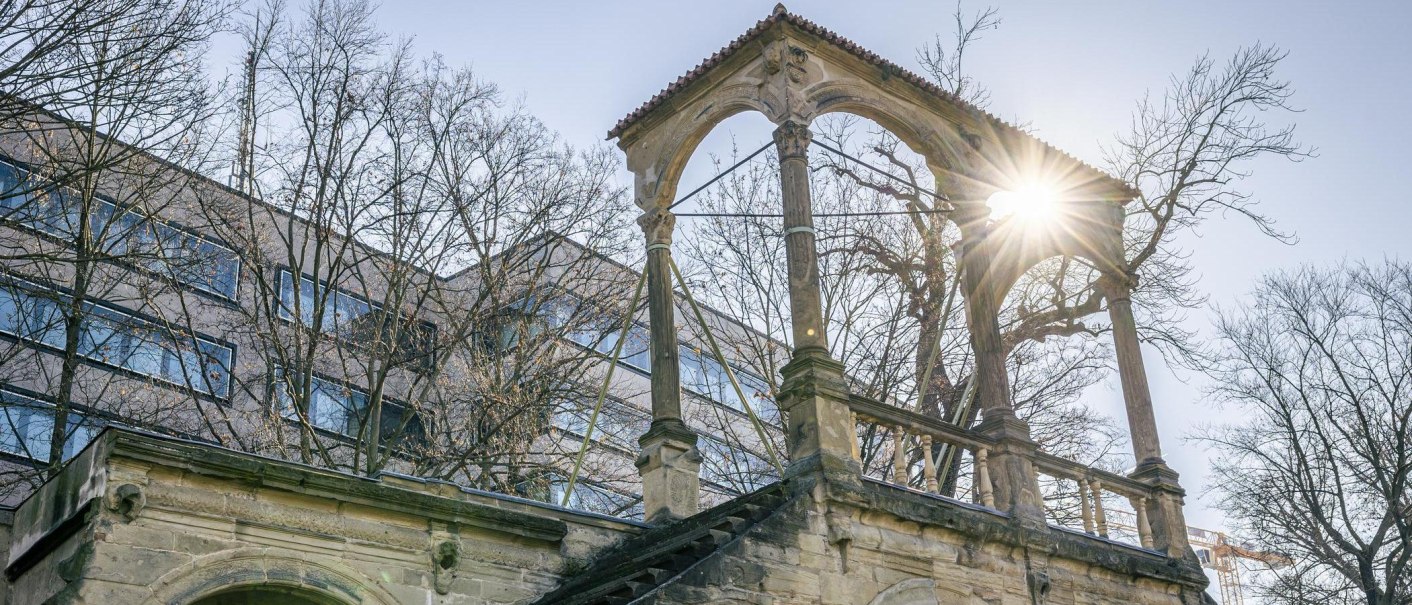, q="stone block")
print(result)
[84,543,192,586]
